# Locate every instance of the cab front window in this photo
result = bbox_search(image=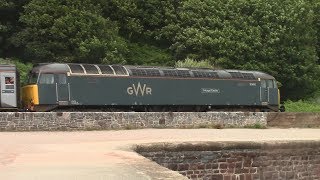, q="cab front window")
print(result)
[39,74,54,84]
[28,73,39,84]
